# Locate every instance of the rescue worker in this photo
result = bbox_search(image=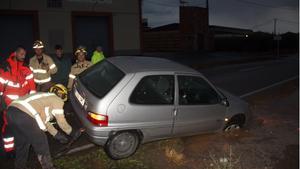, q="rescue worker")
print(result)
[29,40,57,92]
[51,45,72,87]
[91,46,105,64]
[7,84,81,169]
[67,46,92,90]
[0,46,36,155]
